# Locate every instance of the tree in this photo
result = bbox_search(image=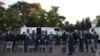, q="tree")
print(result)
[63,21,69,31]
[46,6,65,27]
[0,9,22,31]
[84,17,91,30]
[8,1,66,27]
[28,4,46,27]
[27,9,47,27]
[96,15,100,27]
[68,24,75,32]
[9,1,45,27]
[75,20,82,30]
[0,1,6,31]
[80,19,86,30]
[74,17,91,31]
[37,10,47,27]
